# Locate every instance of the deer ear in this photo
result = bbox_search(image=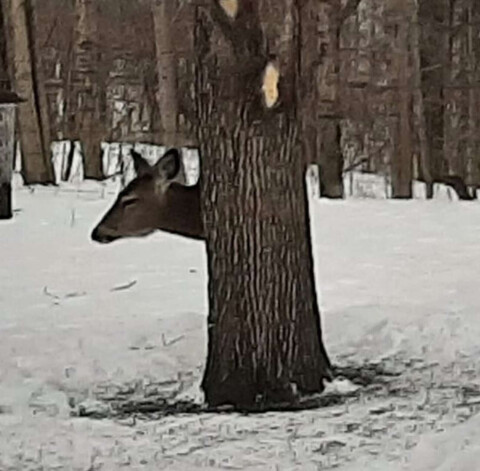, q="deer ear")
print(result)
[131,150,152,177]
[153,148,182,181]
